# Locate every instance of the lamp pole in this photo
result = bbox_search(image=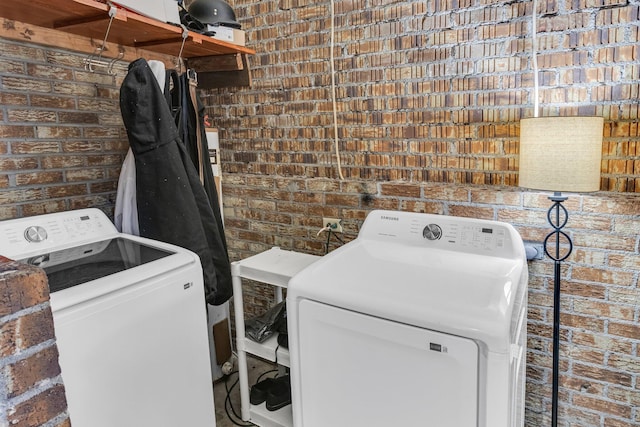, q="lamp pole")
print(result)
[543,192,573,427]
